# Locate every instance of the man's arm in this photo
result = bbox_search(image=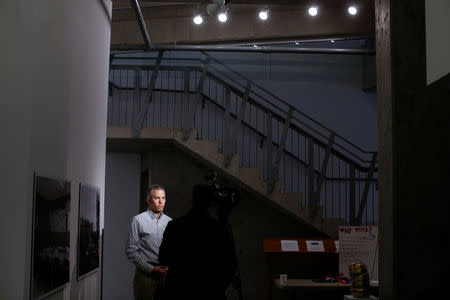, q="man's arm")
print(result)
[125,217,154,274]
